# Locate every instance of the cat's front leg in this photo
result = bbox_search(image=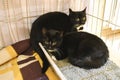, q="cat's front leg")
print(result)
[49,48,67,60]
